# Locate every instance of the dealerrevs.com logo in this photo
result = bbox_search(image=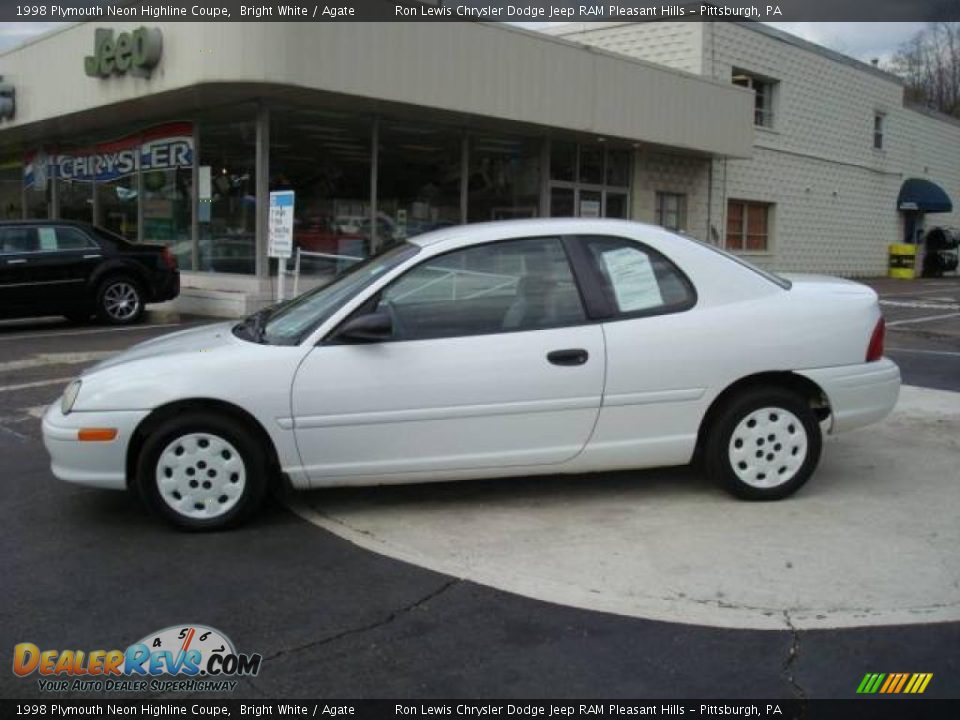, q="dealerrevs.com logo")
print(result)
[13,624,262,693]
